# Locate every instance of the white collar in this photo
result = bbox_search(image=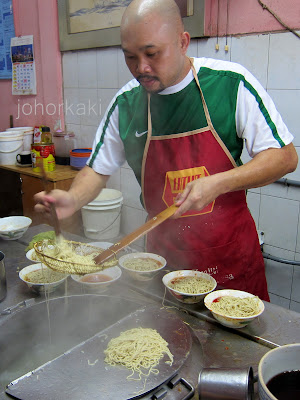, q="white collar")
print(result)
[158,58,201,95]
